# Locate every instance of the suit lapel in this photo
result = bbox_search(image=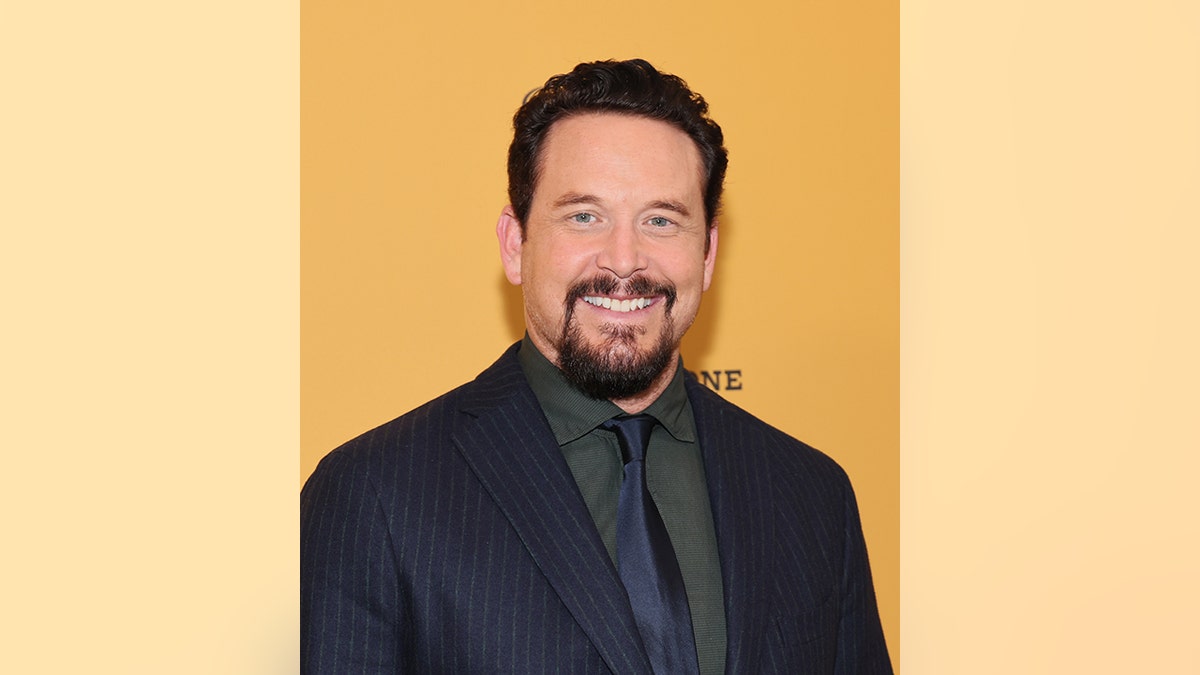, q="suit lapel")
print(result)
[451,346,652,675]
[689,380,776,675]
